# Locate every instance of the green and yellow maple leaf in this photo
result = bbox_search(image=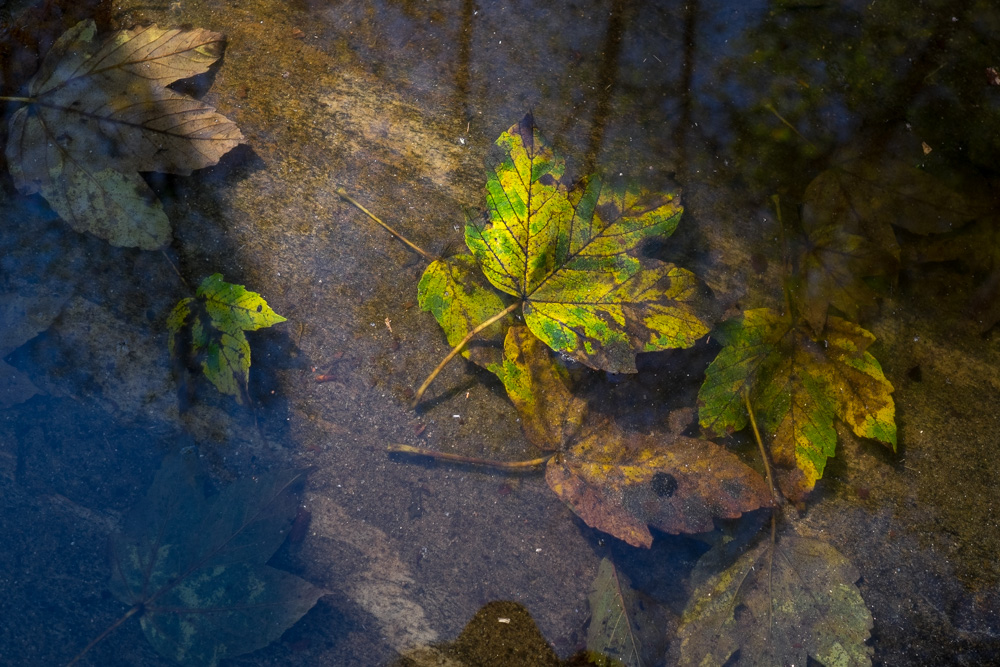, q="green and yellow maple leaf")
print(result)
[698,307,895,501]
[168,274,286,402]
[417,253,515,369]
[418,114,711,377]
